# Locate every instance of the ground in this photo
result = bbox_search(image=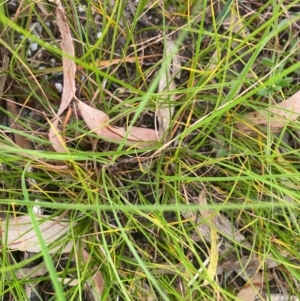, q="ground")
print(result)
[0,0,300,300]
